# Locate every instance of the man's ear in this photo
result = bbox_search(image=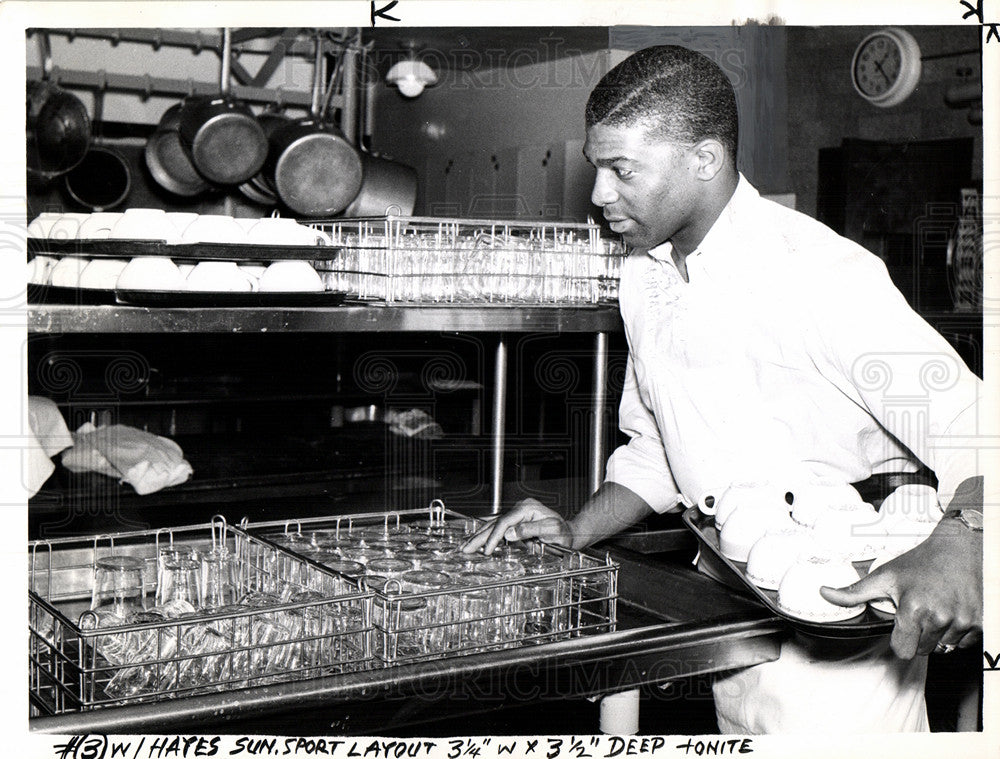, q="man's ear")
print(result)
[691,138,727,181]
